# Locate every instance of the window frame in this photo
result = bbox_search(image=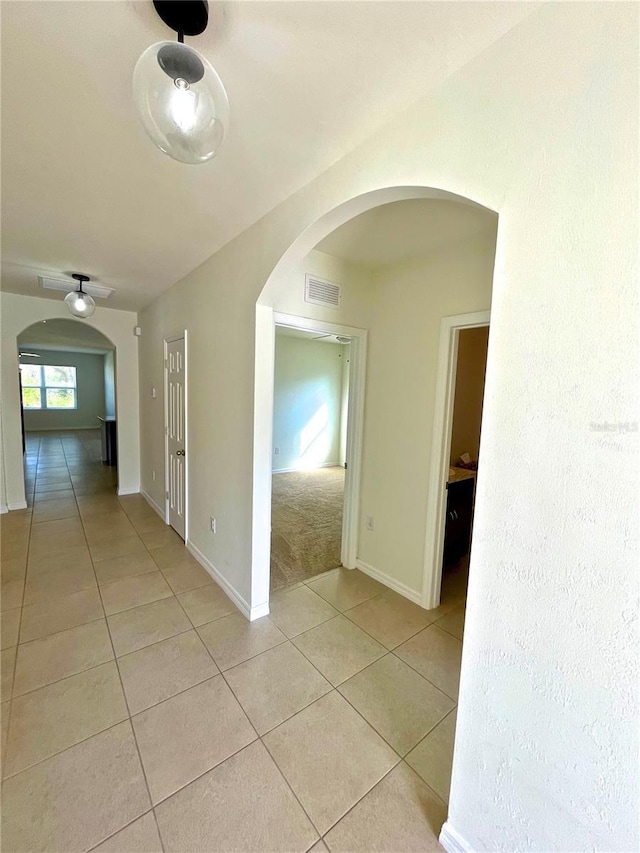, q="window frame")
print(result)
[20,364,78,411]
